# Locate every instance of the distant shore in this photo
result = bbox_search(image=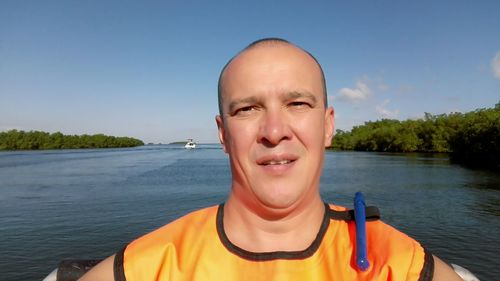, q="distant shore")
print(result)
[330,102,499,170]
[0,130,144,150]
[168,141,189,145]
